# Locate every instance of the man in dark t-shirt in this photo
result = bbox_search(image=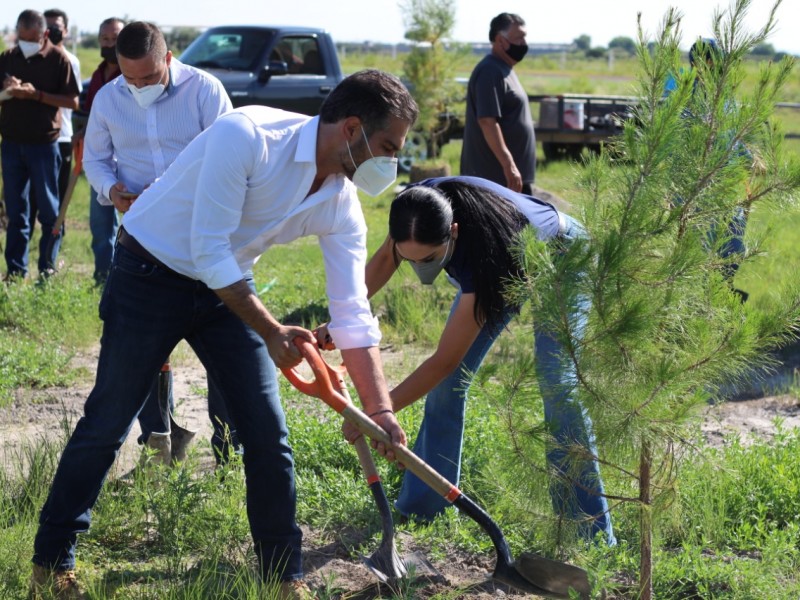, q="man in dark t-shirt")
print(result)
[0,9,79,280]
[460,12,536,194]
